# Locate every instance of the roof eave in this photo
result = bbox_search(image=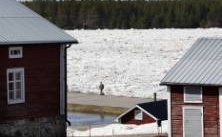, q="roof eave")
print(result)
[0,40,78,45]
[160,82,222,87]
